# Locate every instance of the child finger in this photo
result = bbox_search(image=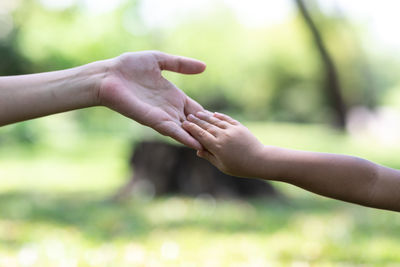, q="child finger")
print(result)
[196,111,230,129]
[182,121,215,147]
[197,150,217,164]
[213,112,239,125]
[187,114,220,137]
